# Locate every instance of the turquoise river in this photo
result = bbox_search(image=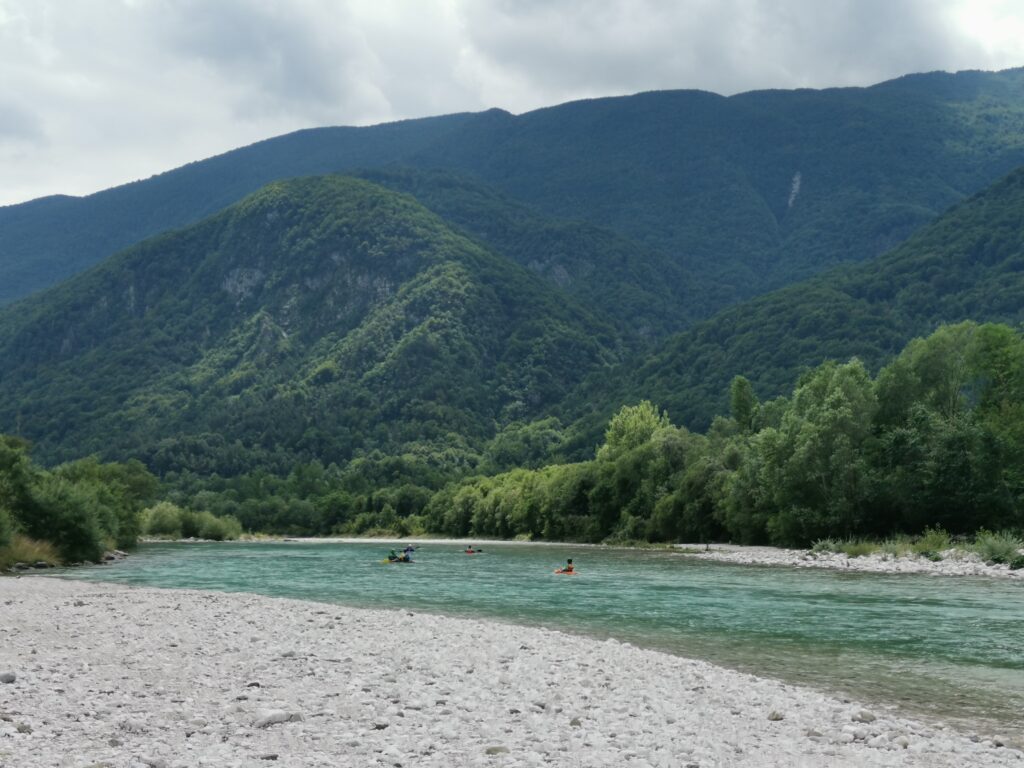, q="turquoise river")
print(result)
[59,541,1023,734]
